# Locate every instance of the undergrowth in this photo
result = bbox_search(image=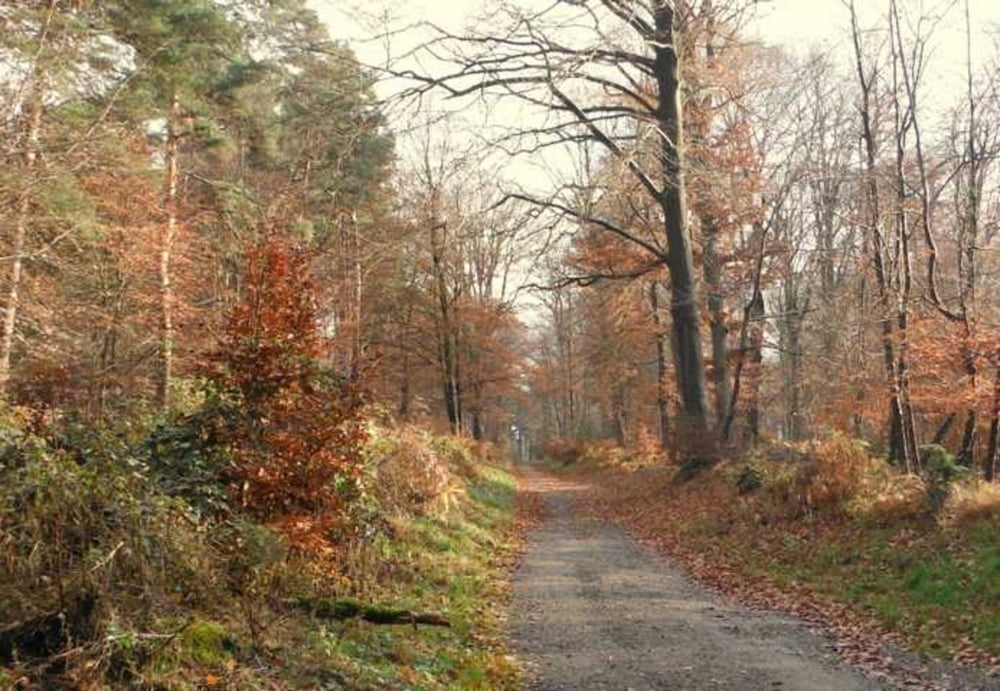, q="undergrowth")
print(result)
[0,410,520,689]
